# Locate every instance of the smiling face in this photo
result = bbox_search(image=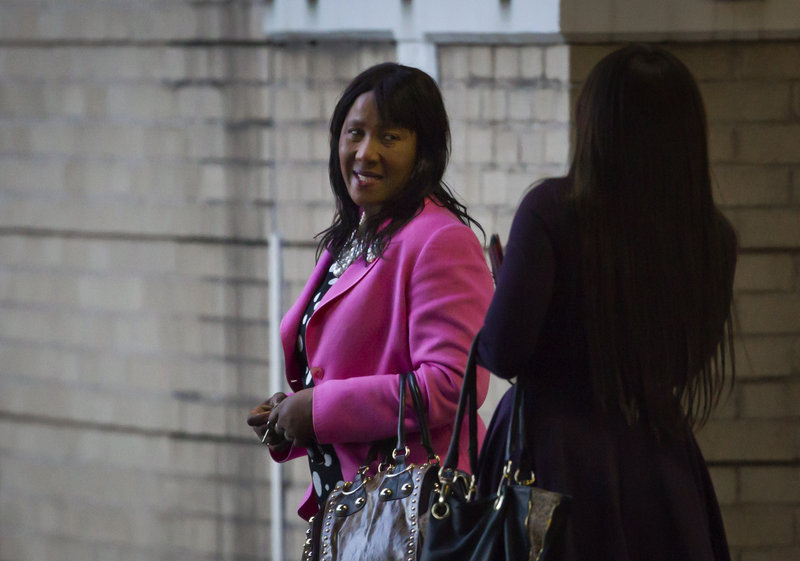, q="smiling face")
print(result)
[338,91,418,218]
